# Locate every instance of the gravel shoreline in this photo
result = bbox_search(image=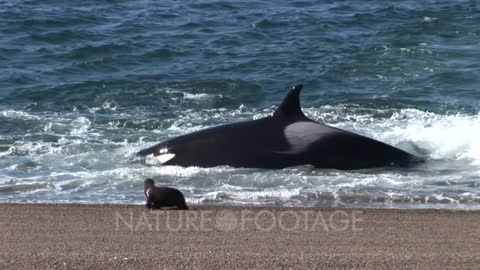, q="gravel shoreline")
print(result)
[1,203,479,269]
